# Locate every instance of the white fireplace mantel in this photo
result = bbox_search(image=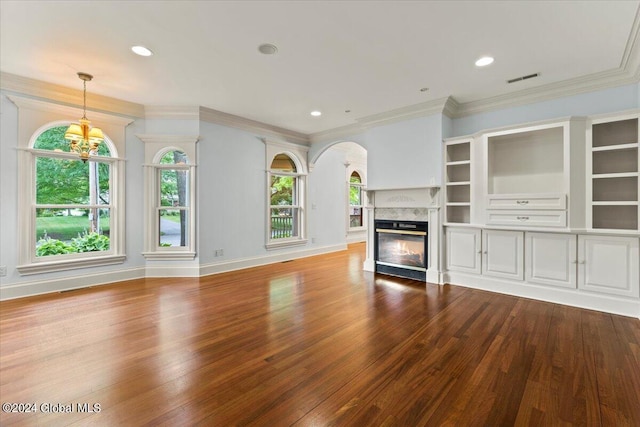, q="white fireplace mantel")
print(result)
[364,187,442,284]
